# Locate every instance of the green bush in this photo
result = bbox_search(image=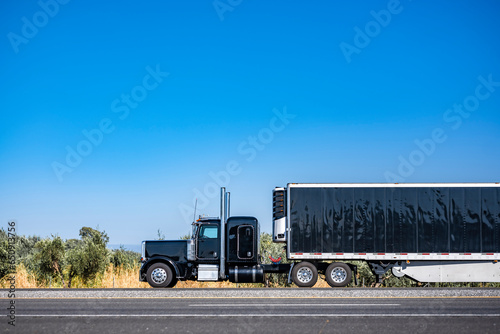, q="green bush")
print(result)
[110,246,140,271]
[33,236,65,286]
[0,228,41,277]
[259,232,291,287]
[0,234,10,279]
[66,227,110,287]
